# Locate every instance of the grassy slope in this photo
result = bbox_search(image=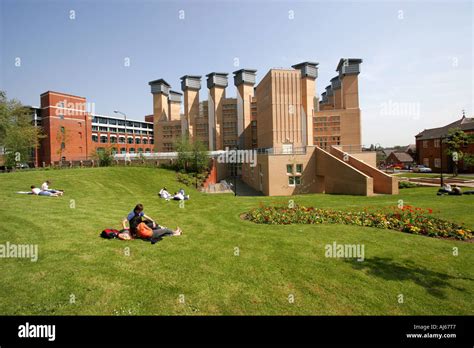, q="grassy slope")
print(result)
[0,167,472,315]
